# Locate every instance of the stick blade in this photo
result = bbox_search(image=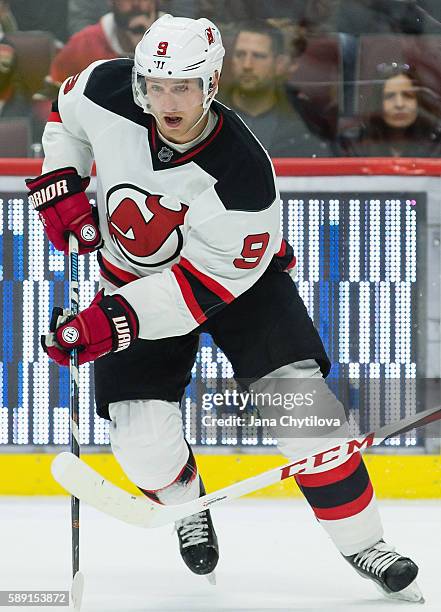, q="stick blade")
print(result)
[51,452,167,528]
[70,571,84,610]
[52,451,77,484]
